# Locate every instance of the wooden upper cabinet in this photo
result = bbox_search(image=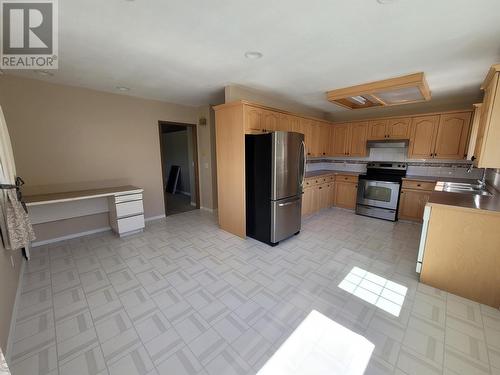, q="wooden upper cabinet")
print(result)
[467,104,482,160]
[289,116,302,134]
[262,110,279,131]
[331,124,350,156]
[408,115,440,159]
[368,120,388,140]
[245,106,263,133]
[433,112,472,159]
[276,114,291,131]
[311,121,322,157]
[349,122,369,157]
[387,118,411,139]
[301,118,314,157]
[473,67,500,168]
[318,124,331,157]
